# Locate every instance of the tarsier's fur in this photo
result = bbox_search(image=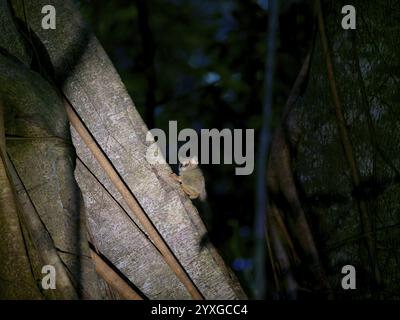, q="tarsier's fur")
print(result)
[178,157,207,201]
